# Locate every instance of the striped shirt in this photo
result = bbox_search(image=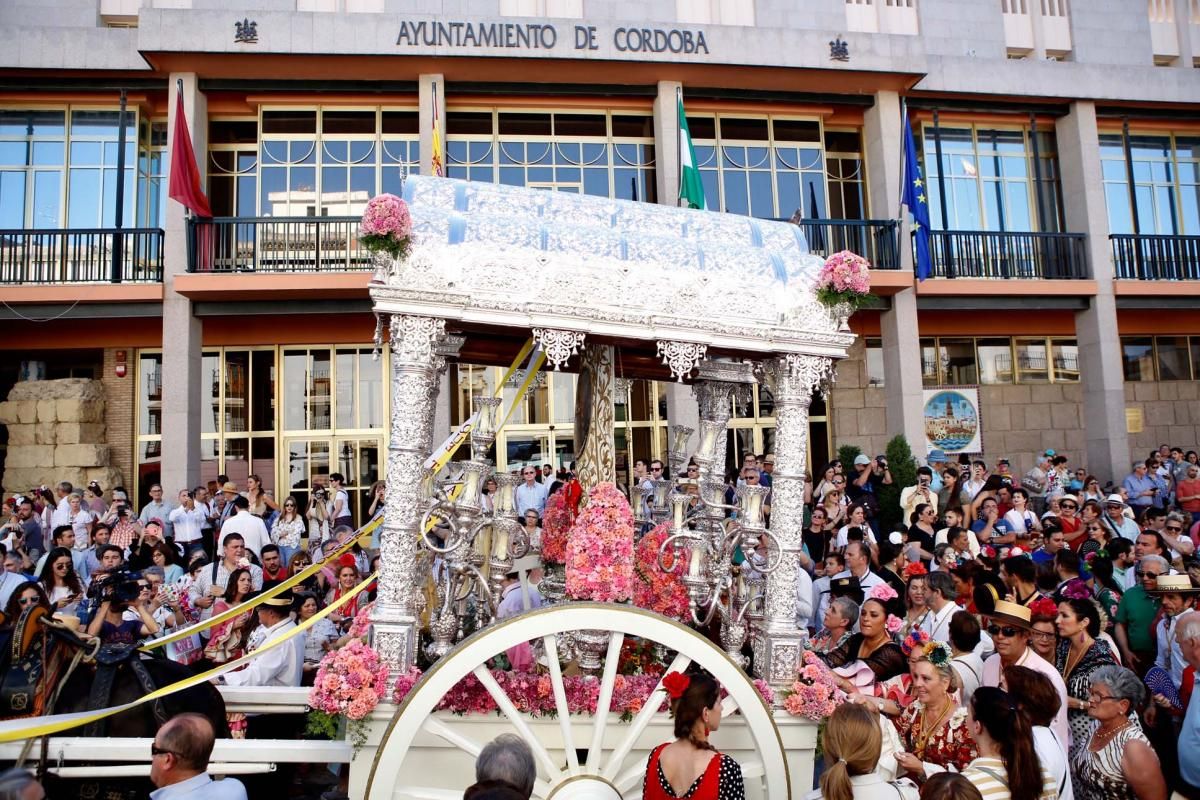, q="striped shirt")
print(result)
[962,756,1056,800]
